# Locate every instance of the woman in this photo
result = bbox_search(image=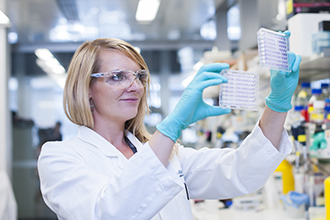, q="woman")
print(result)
[38,34,302,219]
